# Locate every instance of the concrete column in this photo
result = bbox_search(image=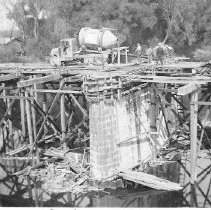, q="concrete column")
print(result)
[89,101,120,179]
[89,90,153,179]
